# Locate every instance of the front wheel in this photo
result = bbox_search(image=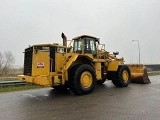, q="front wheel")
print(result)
[112,65,131,87]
